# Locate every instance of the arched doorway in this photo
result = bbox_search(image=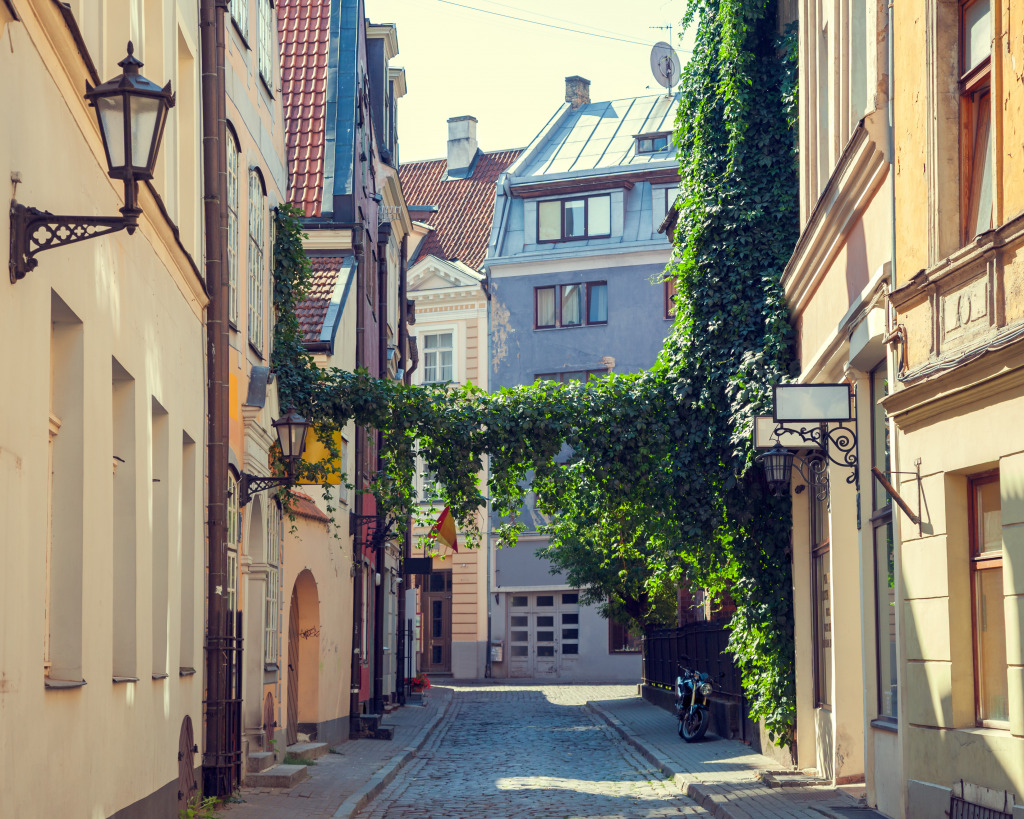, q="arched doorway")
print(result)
[287,570,320,745]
